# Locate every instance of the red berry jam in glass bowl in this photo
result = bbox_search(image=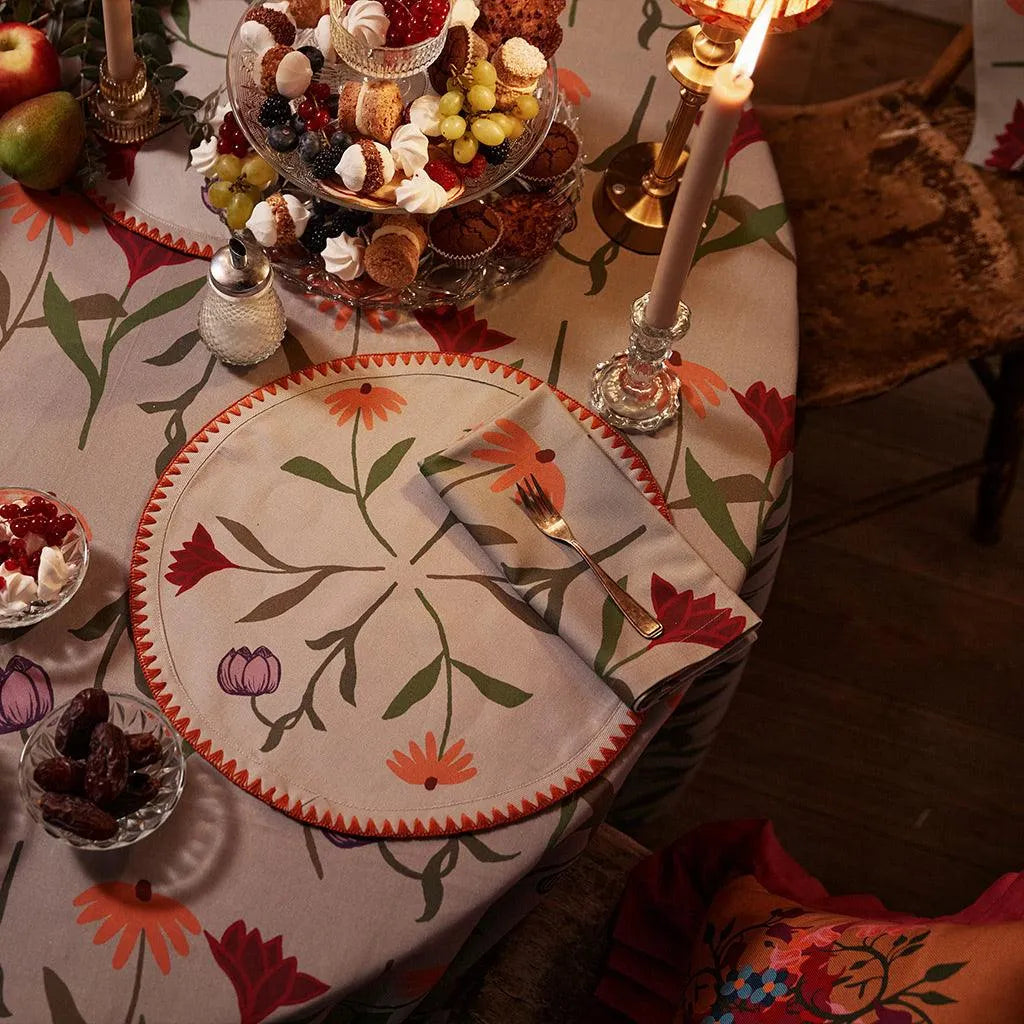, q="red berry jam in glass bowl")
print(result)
[0,488,90,628]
